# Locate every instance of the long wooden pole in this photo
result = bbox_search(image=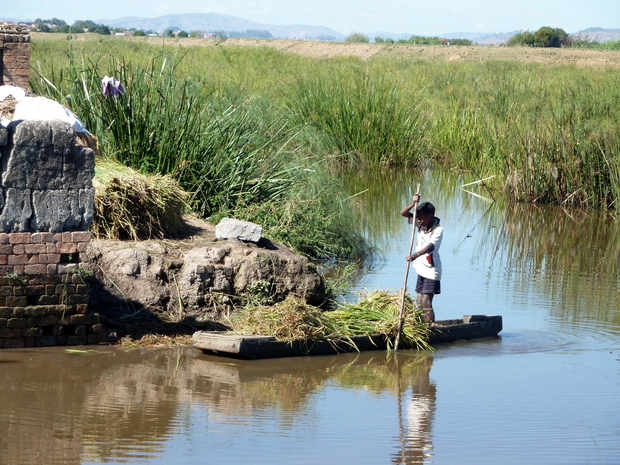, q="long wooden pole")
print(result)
[394,184,420,351]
